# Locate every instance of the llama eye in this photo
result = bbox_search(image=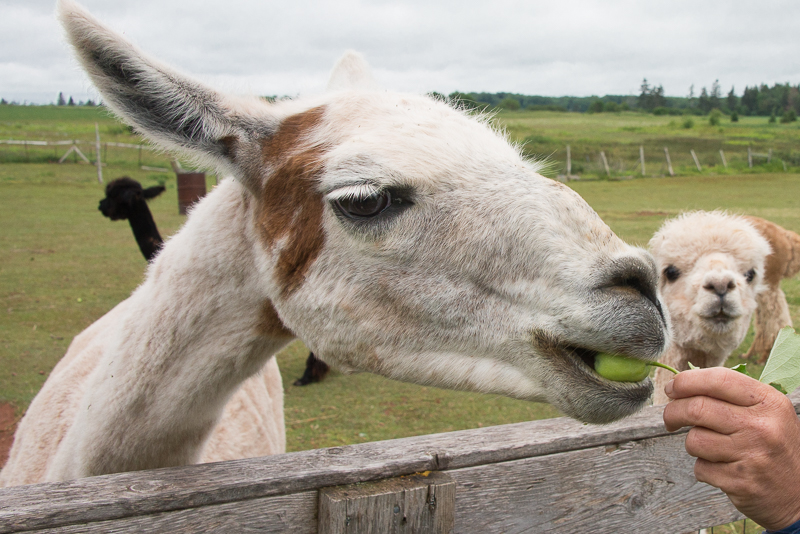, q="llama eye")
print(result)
[745,269,756,283]
[334,190,392,219]
[663,265,680,282]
